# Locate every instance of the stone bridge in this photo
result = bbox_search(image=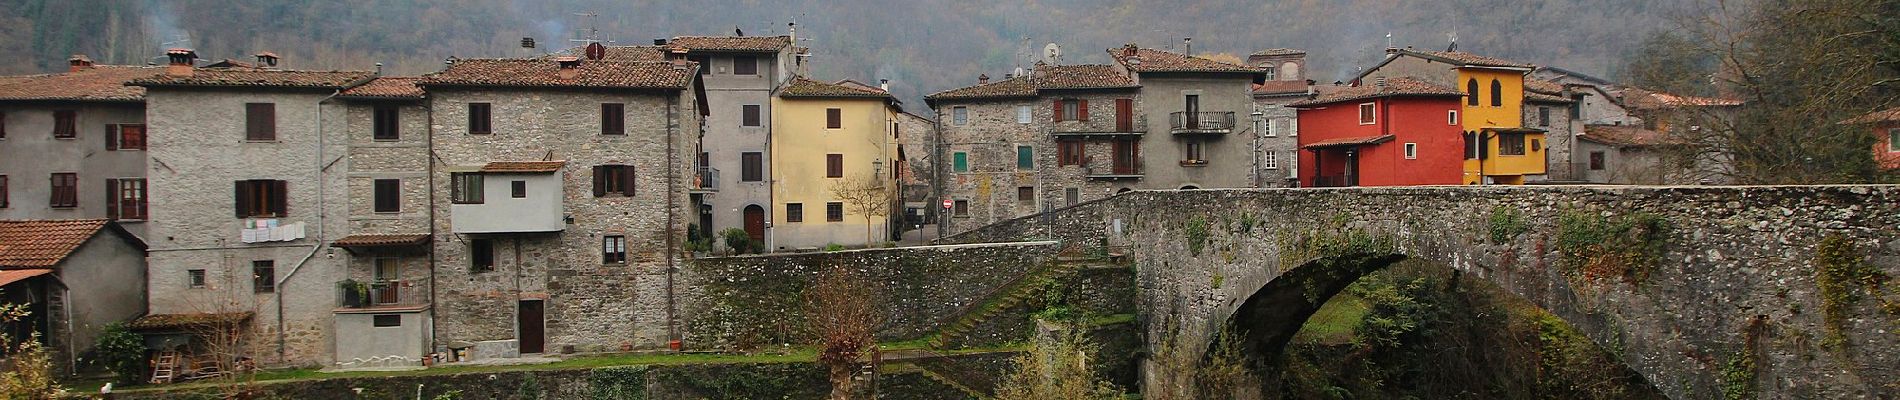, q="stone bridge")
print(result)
[941,185,1899,399]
